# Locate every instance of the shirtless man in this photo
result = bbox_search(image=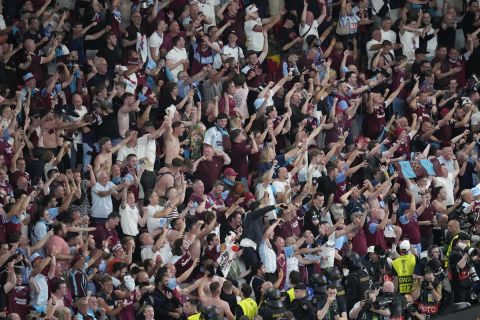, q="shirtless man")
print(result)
[155,157,184,198]
[163,115,185,165]
[198,276,234,320]
[118,93,141,138]
[50,278,70,317]
[94,133,136,174]
[39,109,87,149]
